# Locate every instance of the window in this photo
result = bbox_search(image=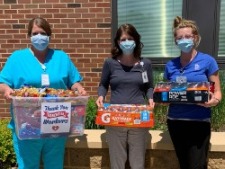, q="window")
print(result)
[117,0,182,58]
[114,0,225,66]
[218,0,225,57]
